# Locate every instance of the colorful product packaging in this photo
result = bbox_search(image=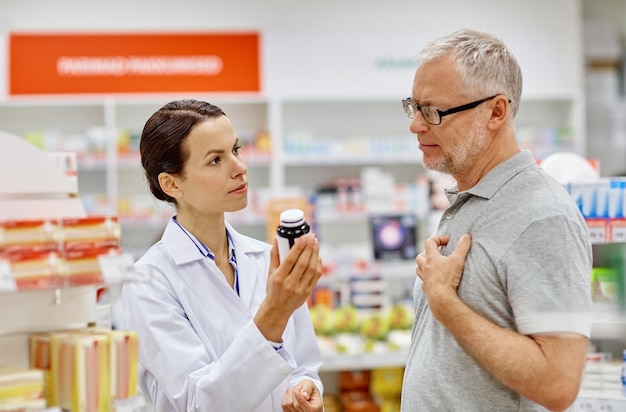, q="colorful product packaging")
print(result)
[0,367,44,404]
[61,216,120,252]
[62,247,123,286]
[29,331,73,407]
[0,220,59,255]
[30,328,139,411]
[2,250,63,290]
[56,332,110,412]
[109,330,139,400]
